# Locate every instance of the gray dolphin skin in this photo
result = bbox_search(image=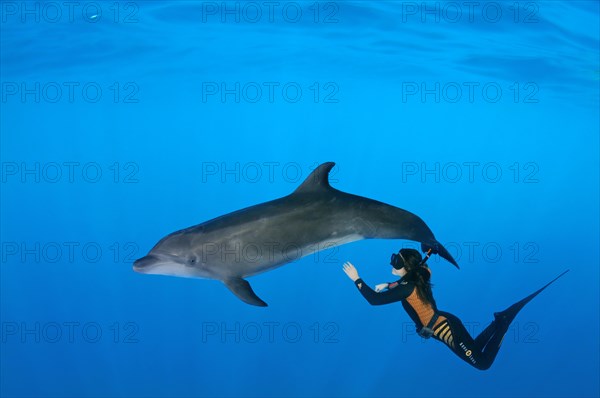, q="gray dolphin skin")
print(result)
[133,162,458,306]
